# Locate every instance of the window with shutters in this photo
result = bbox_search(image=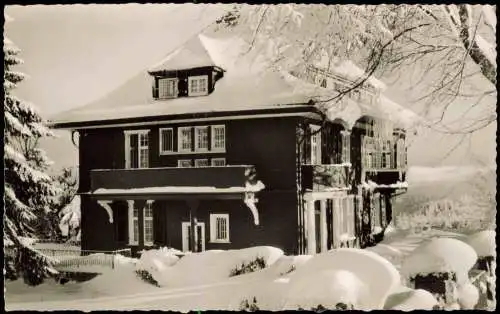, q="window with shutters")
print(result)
[158,78,177,99]
[211,125,225,152]
[178,127,192,152]
[159,128,174,154]
[195,126,209,152]
[210,213,230,243]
